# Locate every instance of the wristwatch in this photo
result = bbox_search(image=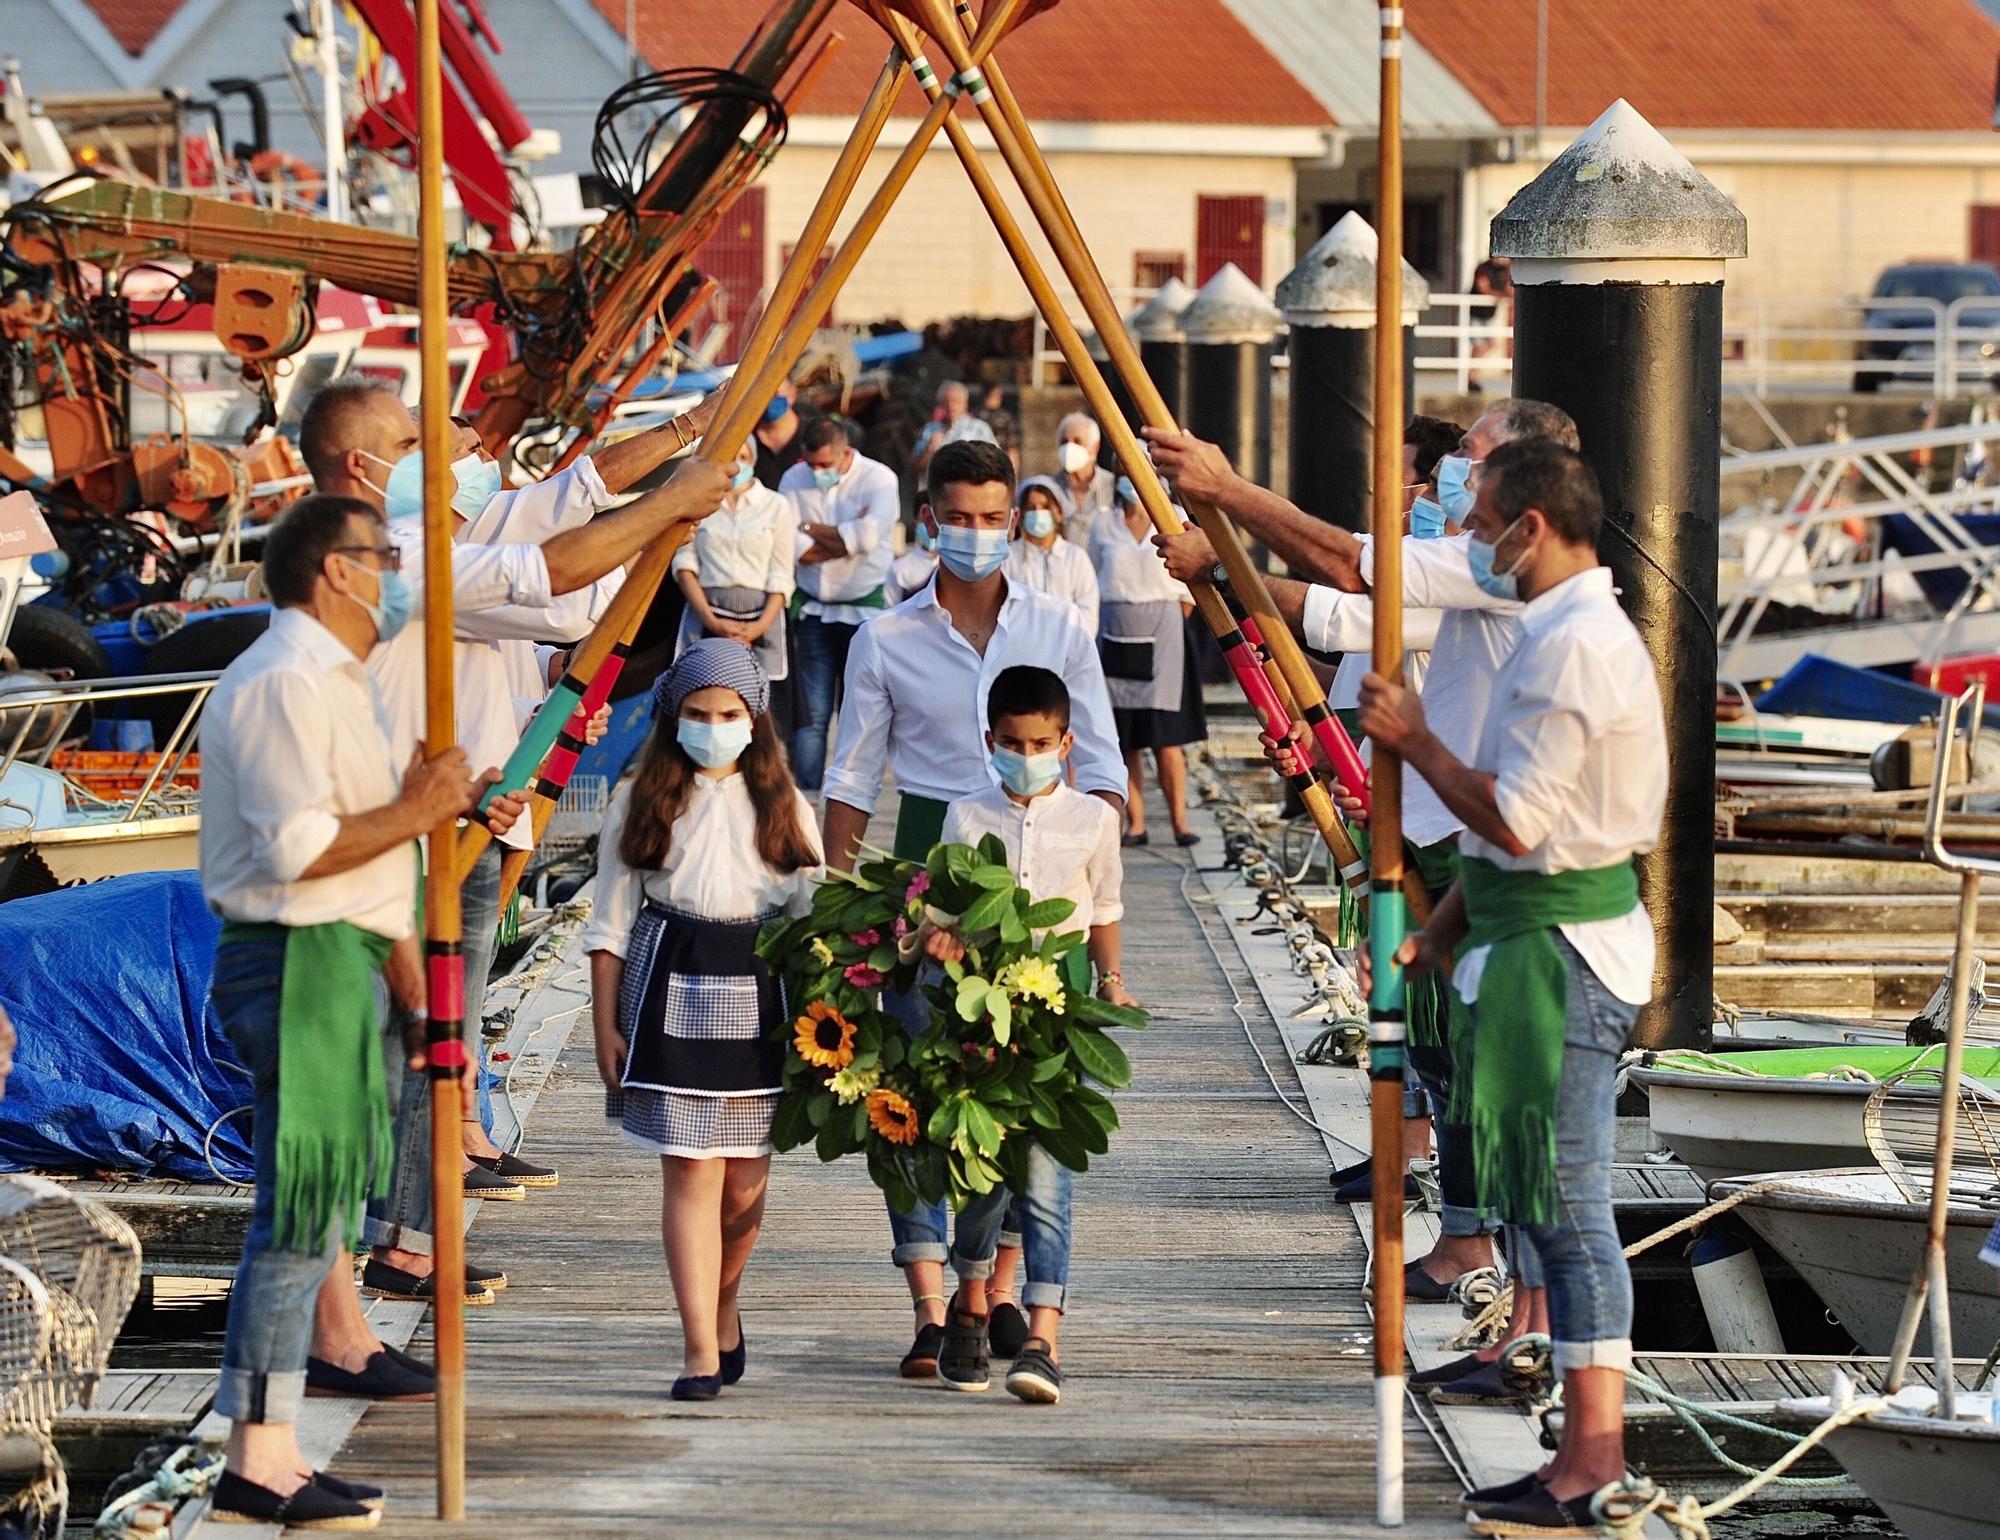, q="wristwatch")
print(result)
[1209,562,1230,589]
